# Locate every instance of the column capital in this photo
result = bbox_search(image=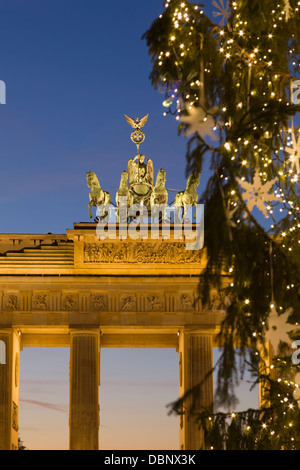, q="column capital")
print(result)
[0,327,21,334]
[69,327,100,337]
[178,327,216,337]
